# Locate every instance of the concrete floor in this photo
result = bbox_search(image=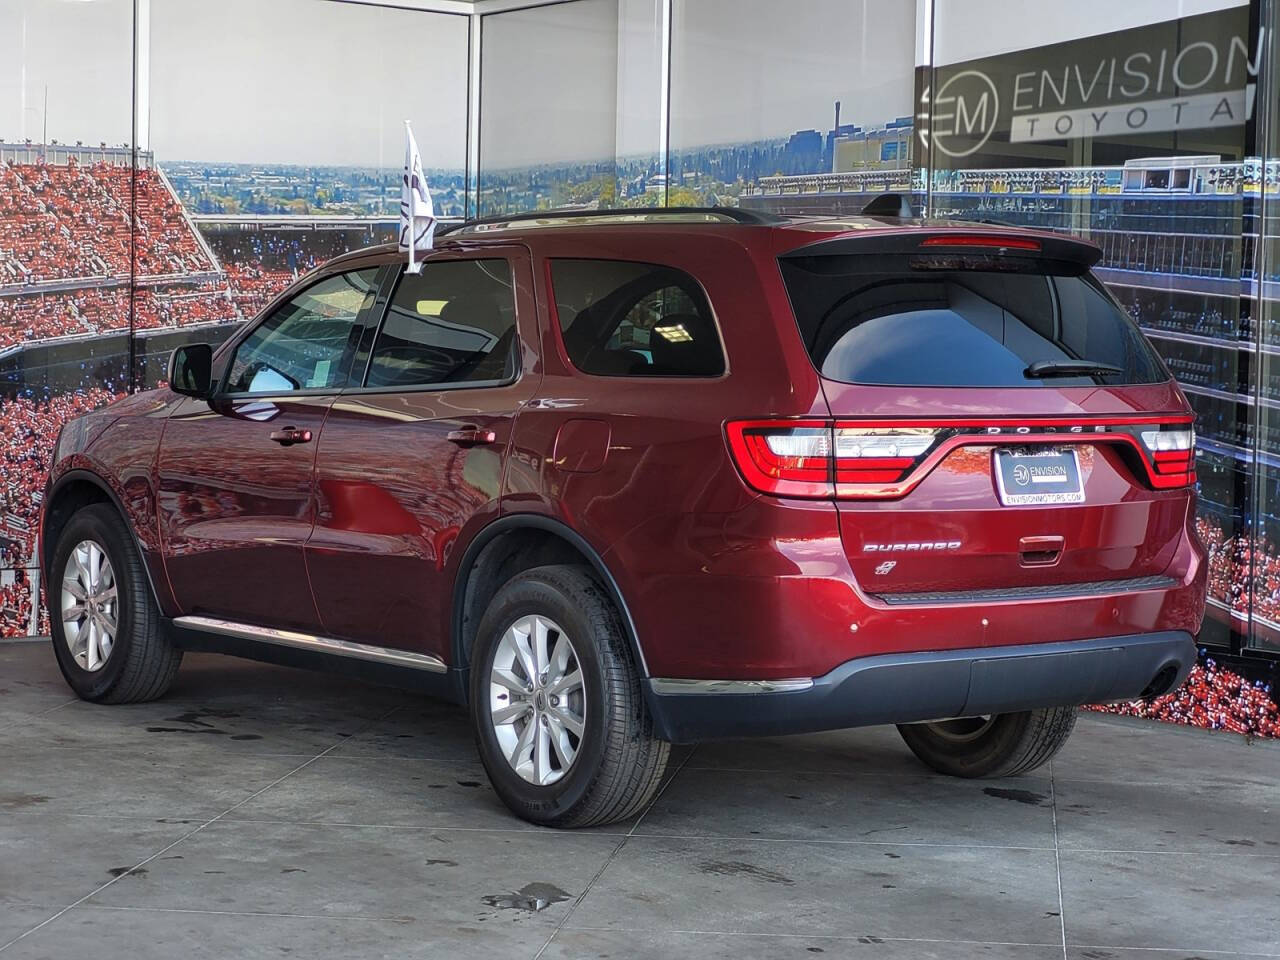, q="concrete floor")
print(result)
[1,641,1278,960]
